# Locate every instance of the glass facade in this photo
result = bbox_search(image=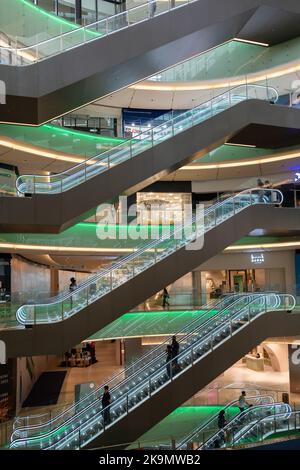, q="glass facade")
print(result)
[30,0,125,24]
